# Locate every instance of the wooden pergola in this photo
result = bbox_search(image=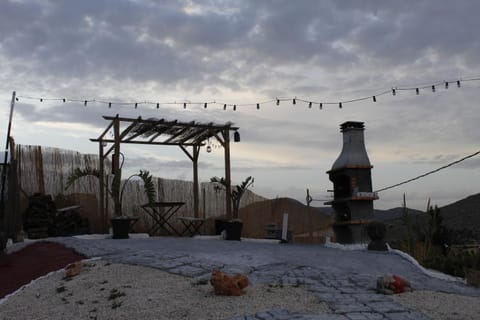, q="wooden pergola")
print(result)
[90,115,240,227]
